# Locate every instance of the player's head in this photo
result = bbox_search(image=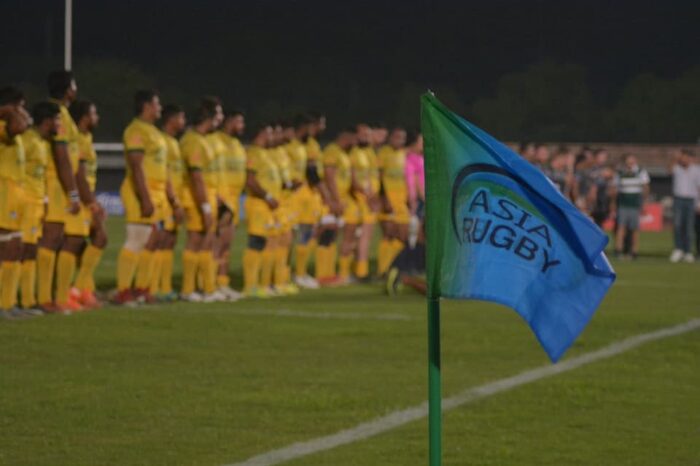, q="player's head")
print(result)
[281,119,295,143]
[47,70,77,102]
[253,122,274,147]
[678,148,695,167]
[293,113,311,140]
[308,111,326,137]
[593,148,608,166]
[194,96,223,130]
[355,123,372,147]
[337,126,357,150]
[0,86,26,108]
[407,131,423,152]
[272,120,286,146]
[161,104,186,134]
[32,101,61,138]
[371,122,388,147]
[388,126,407,149]
[622,153,638,170]
[70,100,99,132]
[134,89,161,121]
[222,109,245,136]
